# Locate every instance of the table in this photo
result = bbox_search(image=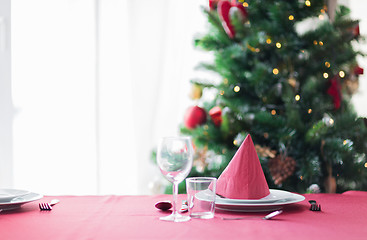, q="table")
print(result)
[1,191,366,240]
